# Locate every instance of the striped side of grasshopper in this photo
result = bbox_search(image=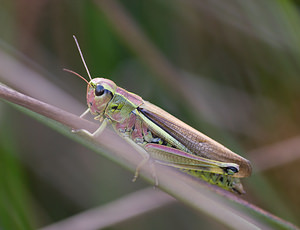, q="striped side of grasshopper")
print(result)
[67,36,252,194]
